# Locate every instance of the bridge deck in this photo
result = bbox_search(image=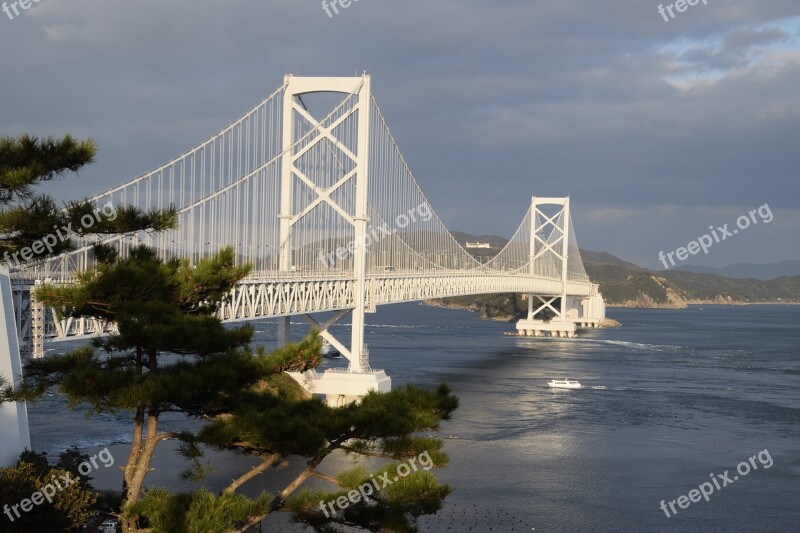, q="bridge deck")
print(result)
[220,271,595,321]
[11,271,596,348]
